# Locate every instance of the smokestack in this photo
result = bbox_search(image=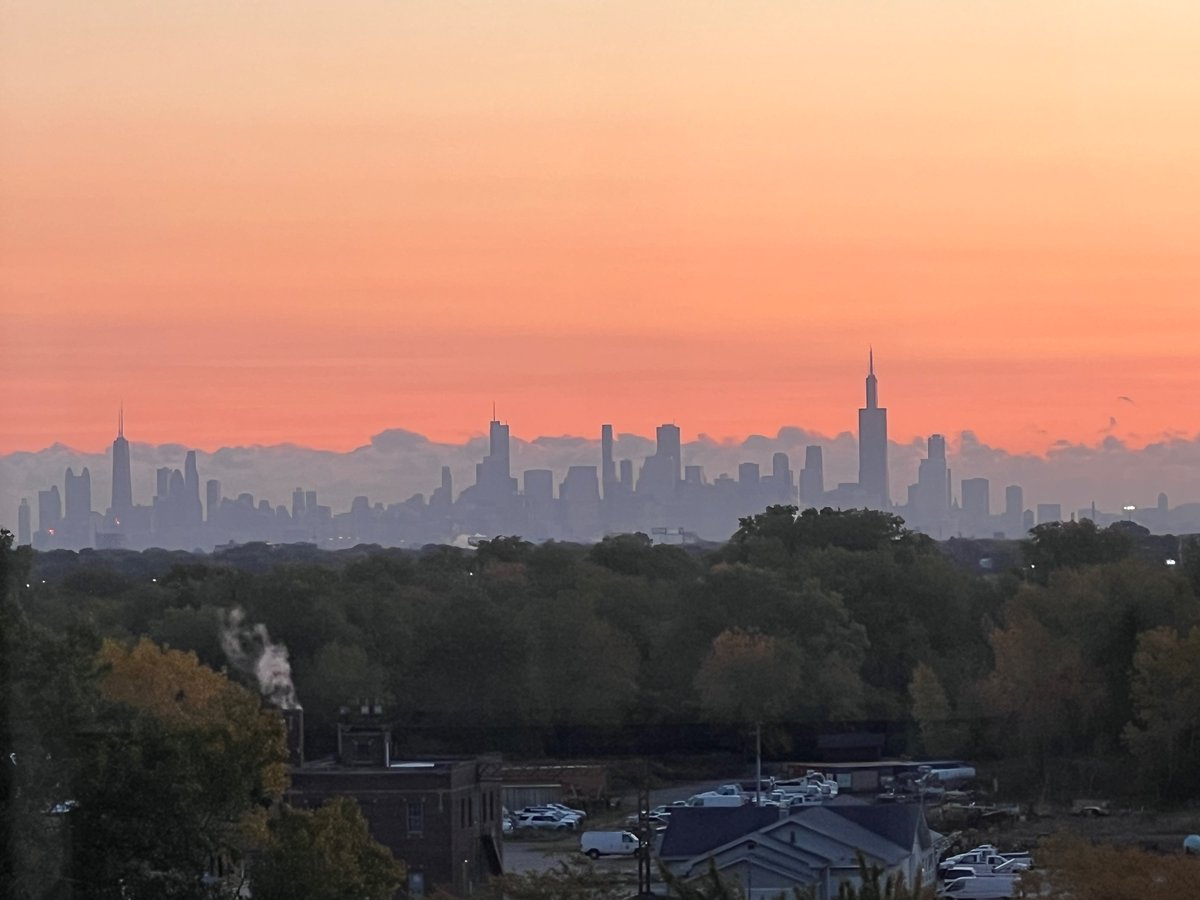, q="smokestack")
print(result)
[282,707,305,766]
